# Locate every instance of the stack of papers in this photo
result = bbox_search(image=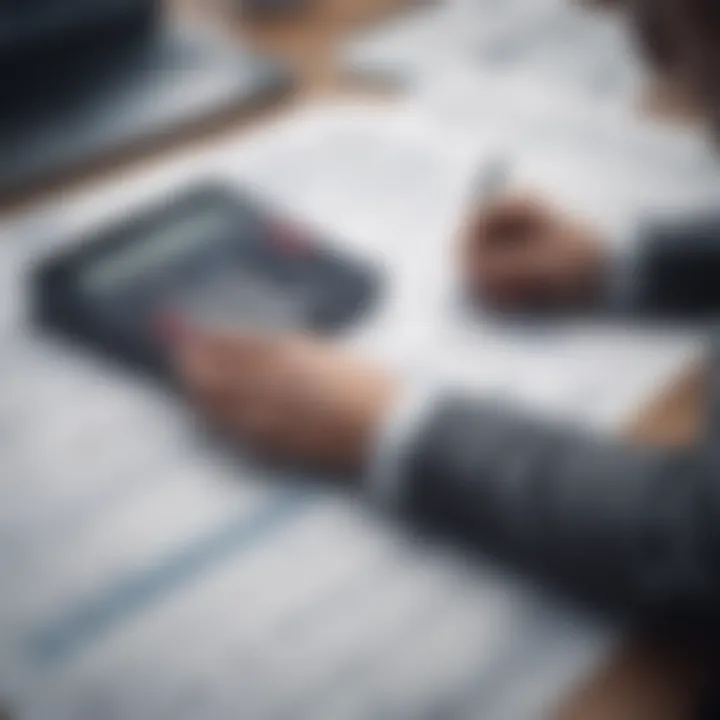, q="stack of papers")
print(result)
[341,0,644,104]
